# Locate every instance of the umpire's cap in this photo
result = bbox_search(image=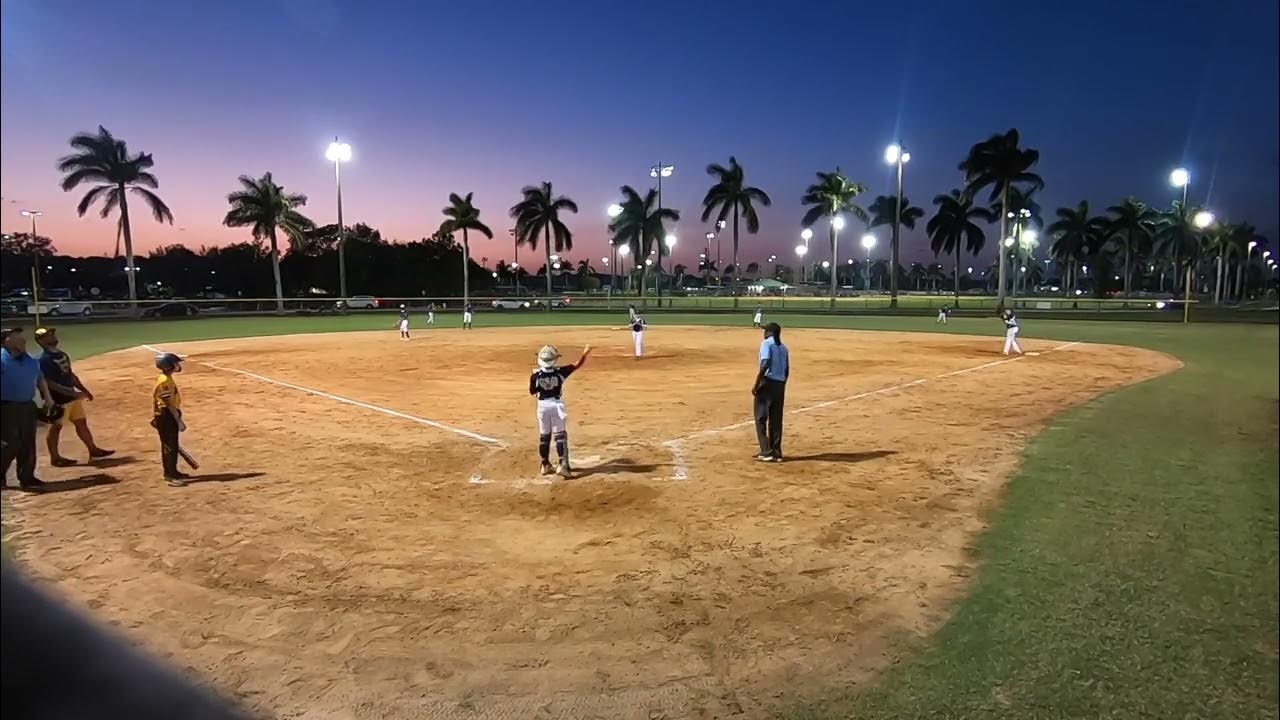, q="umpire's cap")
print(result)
[154,352,183,372]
